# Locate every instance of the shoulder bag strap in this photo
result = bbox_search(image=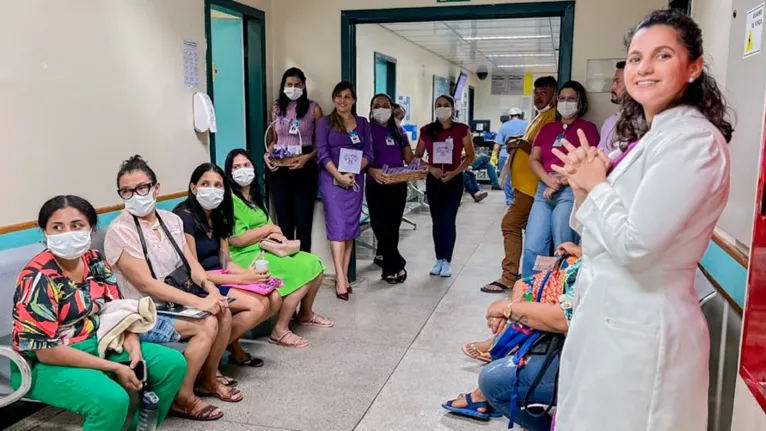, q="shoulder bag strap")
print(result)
[155,212,192,276]
[133,215,157,280]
